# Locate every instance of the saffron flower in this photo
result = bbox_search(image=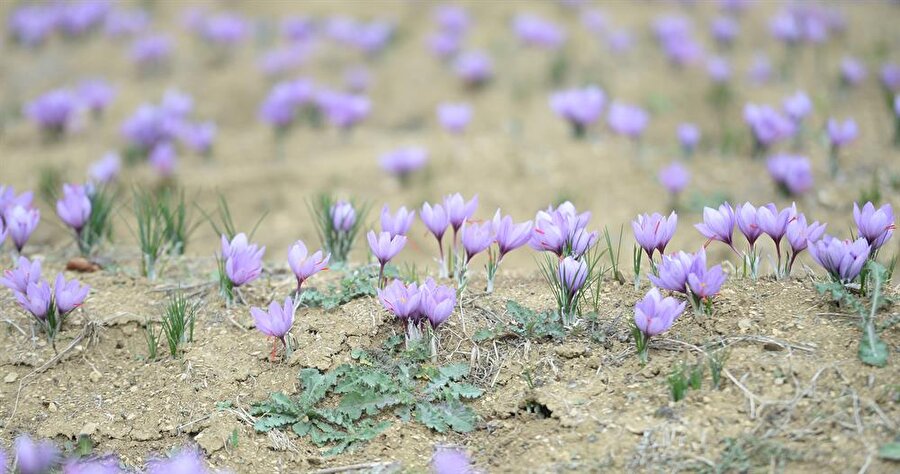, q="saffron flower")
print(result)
[744,103,795,155]
[15,280,52,321]
[437,103,472,134]
[649,250,701,293]
[747,54,773,85]
[444,193,478,236]
[632,287,686,363]
[179,121,217,157]
[25,89,80,139]
[288,240,329,294]
[853,202,894,252]
[677,123,700,157]
[710,16,739,47]
[380,205,415,237]
[330,201,357,232]
[782,91,812,124]
[367,230,407,285]
[377,279,421,321]
[77,79,115,119]
[558,256,588,298]
[808,236,870,283]
[130,34,173,72]
[695,203,736,249]
[550,86,606,138]
[840,57,867,87]
[632,211,678,259]
[687,263,726,300]
[250,296,295,356]
[735,202,763,248]
[56,184,92,235]
[757,202,797,276]
[785,214,826,274]
[607,102,649,141]
[62,456,122,474]
[453,50,493,89]
[486,212,533,292]
[767,154,813,196]
[529,201,592,257]
[827,118,858,147]
[15,435,60,474]
[221,233,265,288]
[316,90,370,130]
[88,153,121,184]
[146,446,212,474]
[512,13,565,49]
[422,202,451,277]
[149,143,177,178]
[658,162,690,201]
[0,256,42,294]
[54,273,90,315]
[379,147,428,183]
[420,278,456,328]
[460,221,494,263]
[5,204,40,253]
[434,5,469,35]
[431,446,473,474]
